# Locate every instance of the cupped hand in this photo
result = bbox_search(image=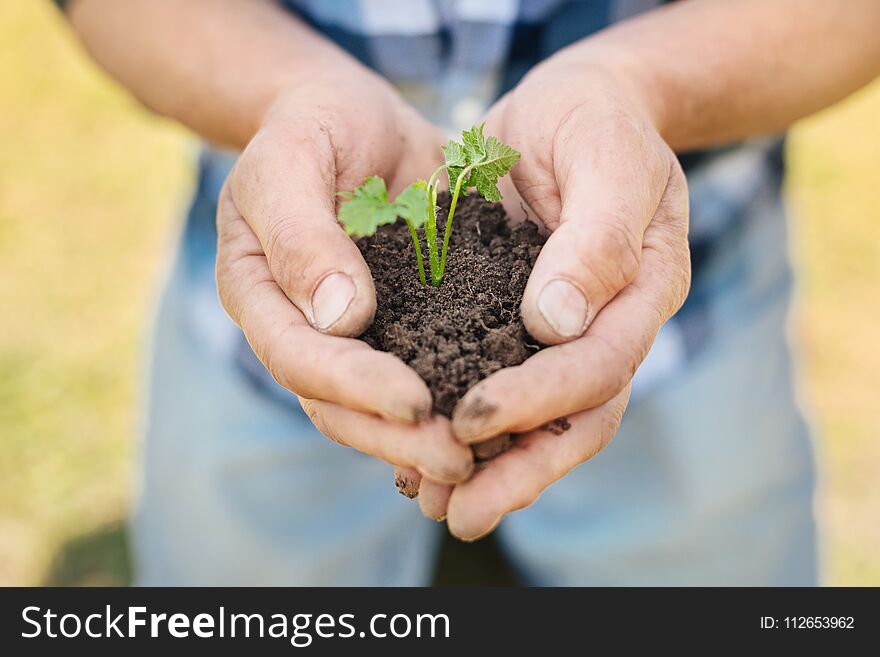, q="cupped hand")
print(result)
[215,66,473,484]
[420,60,691,537]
